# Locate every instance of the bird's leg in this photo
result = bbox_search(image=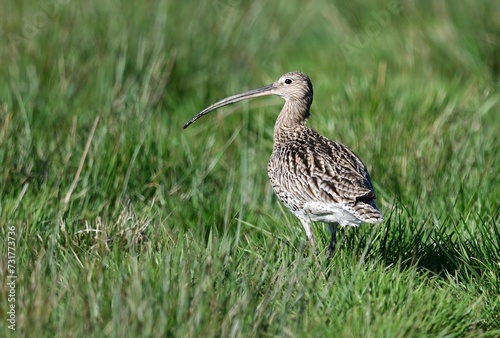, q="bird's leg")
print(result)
[299,218,316,252]
[326,223,339,259]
